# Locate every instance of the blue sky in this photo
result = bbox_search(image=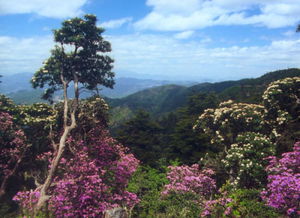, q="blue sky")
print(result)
[1,0,300,81]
